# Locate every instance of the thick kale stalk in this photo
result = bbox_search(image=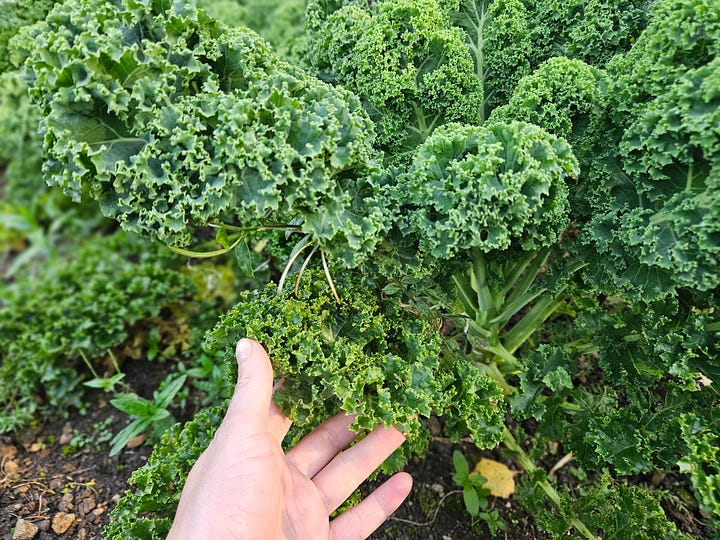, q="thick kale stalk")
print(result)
[26,0,385,267]
[378,120,579,372]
